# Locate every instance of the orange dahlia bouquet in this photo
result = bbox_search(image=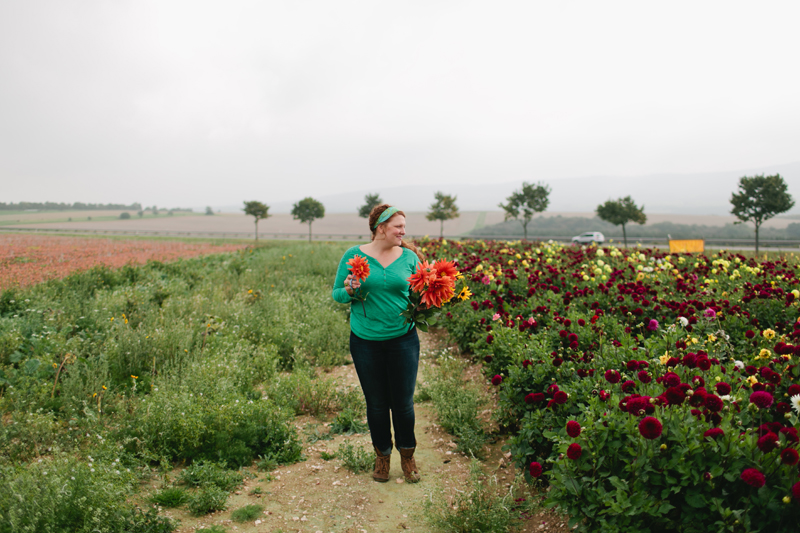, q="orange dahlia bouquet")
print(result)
[401,259,471,332]
[347,254,370,317]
